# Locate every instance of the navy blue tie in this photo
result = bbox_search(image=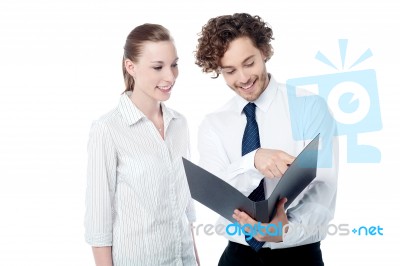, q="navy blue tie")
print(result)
[242,102,265,251]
